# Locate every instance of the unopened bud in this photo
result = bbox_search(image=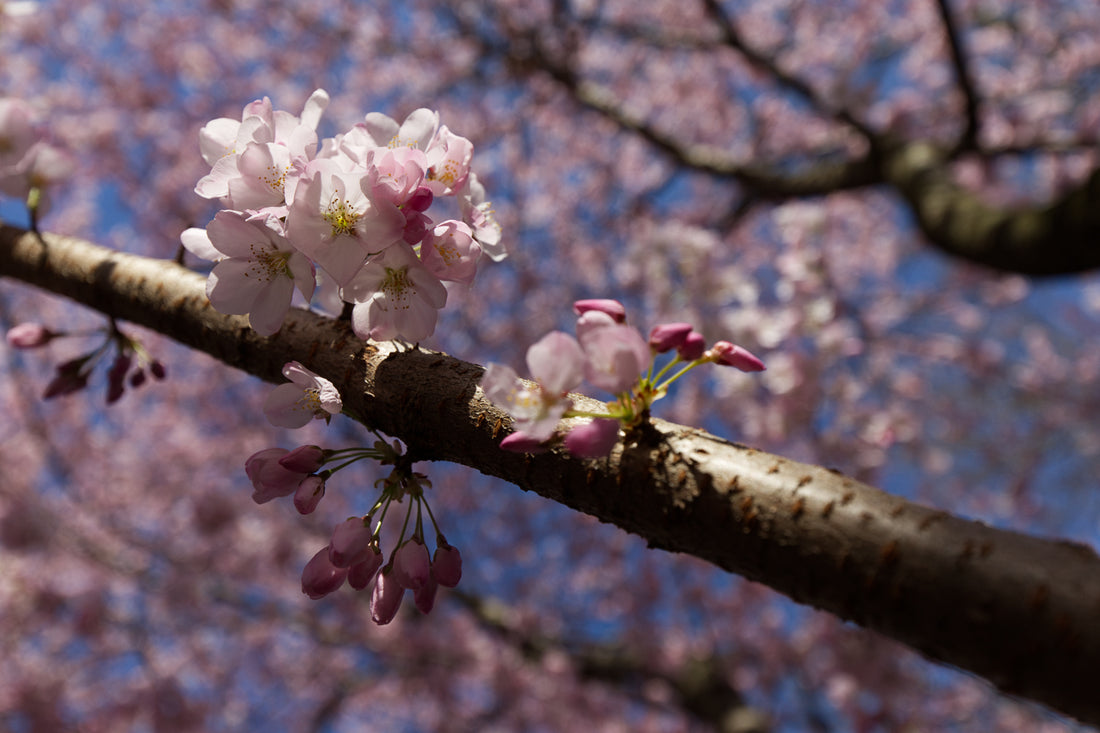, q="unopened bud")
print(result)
[301,546,348,600]
[648,322,693,353]
[677,332,707,360]
[329,517,373,568]
[293,475,325,515]
[279,445,325,473]
[370,568,405,625]
[392,538,431,591]
[6,323,56,349]
[431,542,463,588]
[348,544,384,590]
[709,341,765,372]
[573,299,626,323]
